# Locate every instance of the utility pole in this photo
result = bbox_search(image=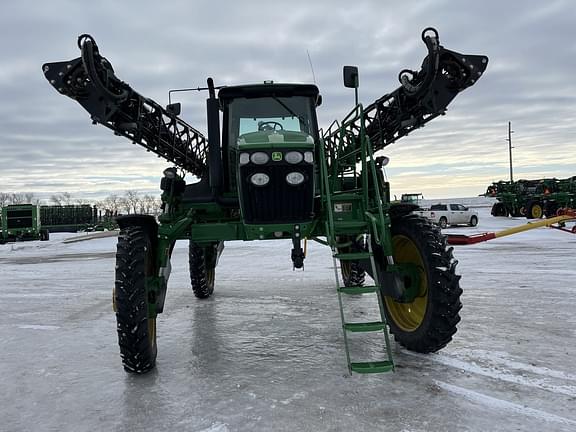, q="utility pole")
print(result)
[506,121,514,182]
